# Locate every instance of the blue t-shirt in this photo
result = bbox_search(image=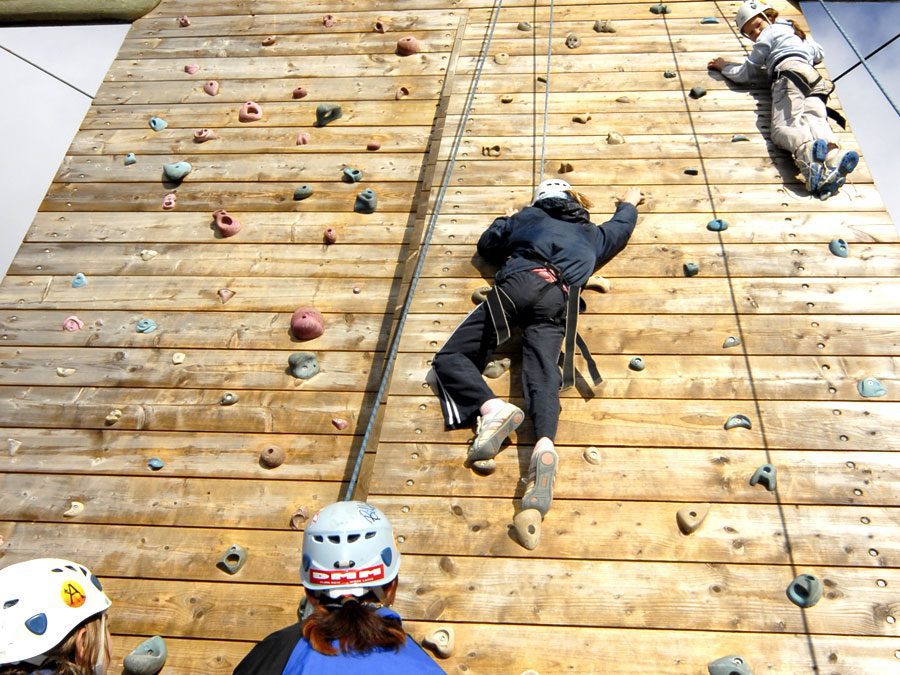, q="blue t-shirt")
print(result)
[282,608,445,674]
